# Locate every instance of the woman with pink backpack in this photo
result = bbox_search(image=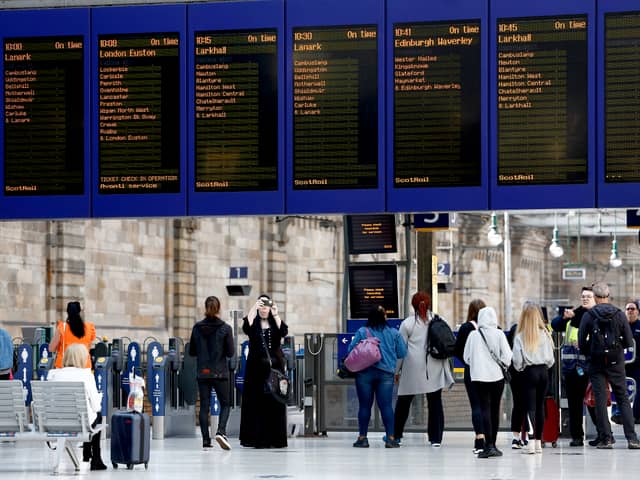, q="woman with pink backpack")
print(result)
[348,305,407,449]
